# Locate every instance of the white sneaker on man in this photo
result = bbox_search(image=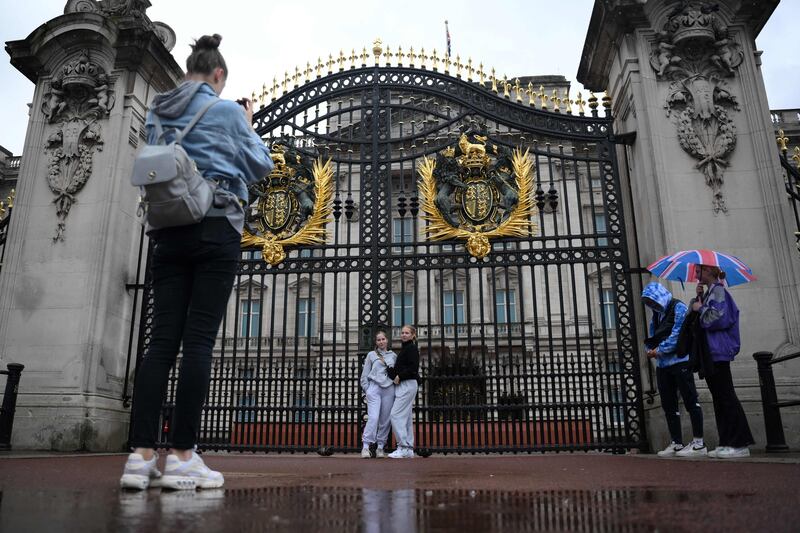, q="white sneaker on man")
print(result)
[656,442,684,457]
[361,447,372,458]
[708,446,728,458]
[375,447,386,458]
[676,441,707,457]
[160,452,224,490]
[716,446,750,458]
[120,452,162,490]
